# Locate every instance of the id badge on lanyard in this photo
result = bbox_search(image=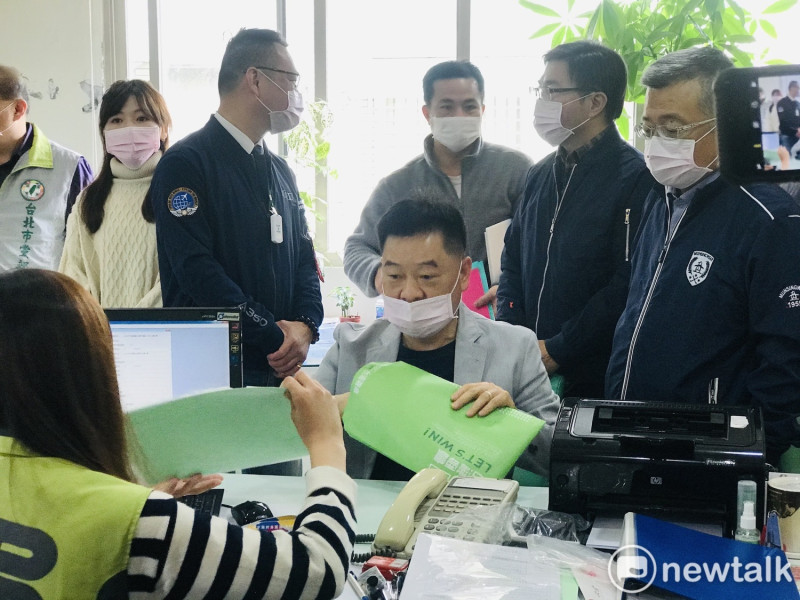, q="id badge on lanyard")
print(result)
[270,208,283,244]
